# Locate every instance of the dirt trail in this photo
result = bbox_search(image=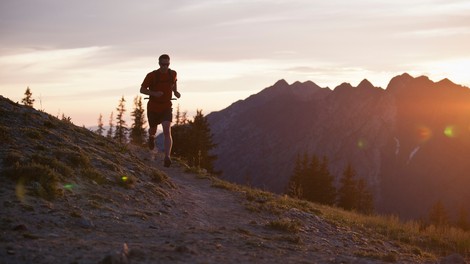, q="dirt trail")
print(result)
[1,151,436,264]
